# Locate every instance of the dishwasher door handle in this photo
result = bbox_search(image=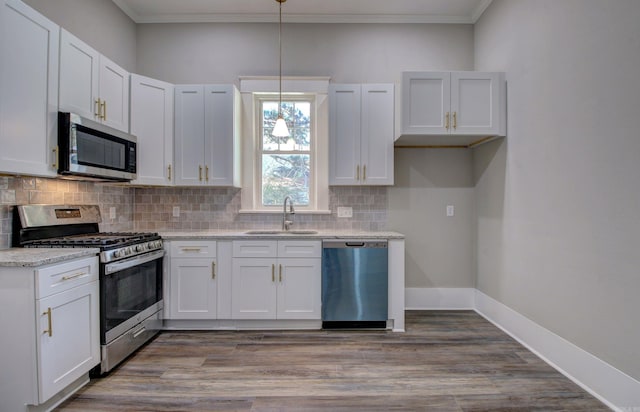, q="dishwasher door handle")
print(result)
[345,242,365,247]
